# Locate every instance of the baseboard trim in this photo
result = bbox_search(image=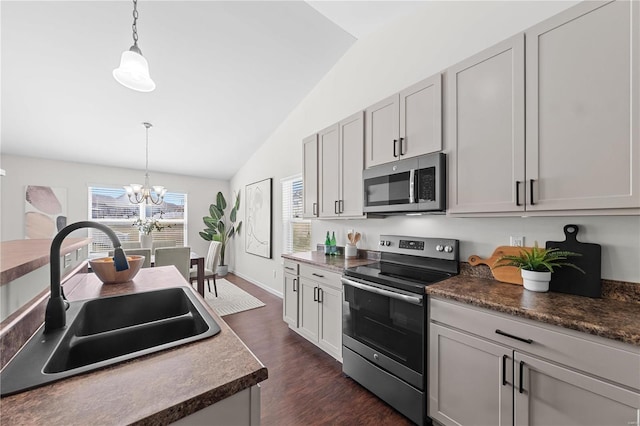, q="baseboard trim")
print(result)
[231,270,283,298]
